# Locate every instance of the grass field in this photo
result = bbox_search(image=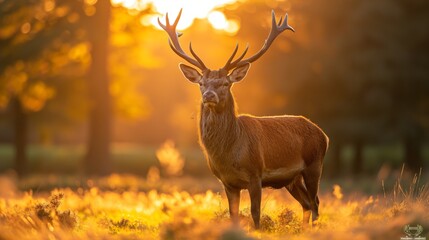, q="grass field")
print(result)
[0,143,428,239]
[0,171,428,239]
